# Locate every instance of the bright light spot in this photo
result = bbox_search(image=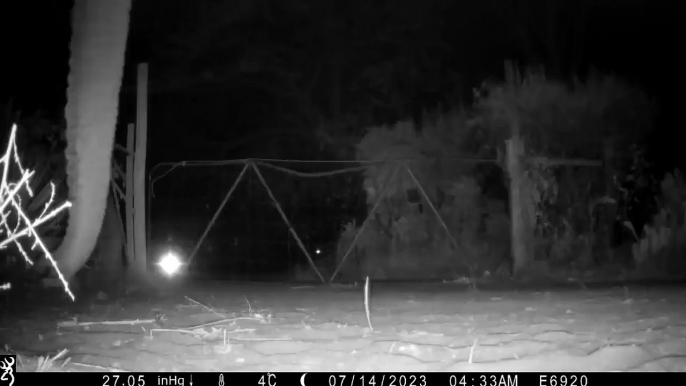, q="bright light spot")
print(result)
[157,251,184,276]
[315,248,321,255]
